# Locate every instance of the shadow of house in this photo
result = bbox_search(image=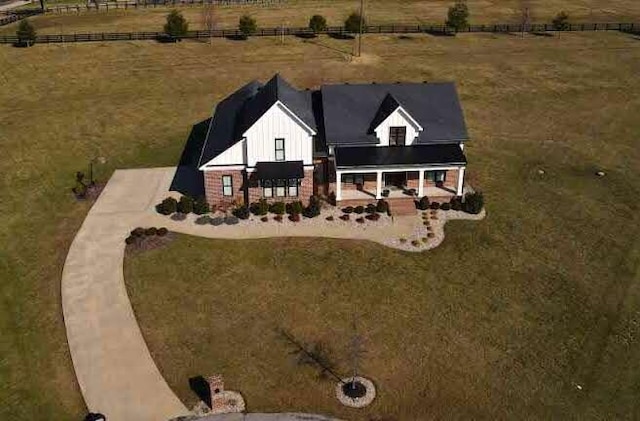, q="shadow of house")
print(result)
[169,119,209,198]
[188,375,212,408]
